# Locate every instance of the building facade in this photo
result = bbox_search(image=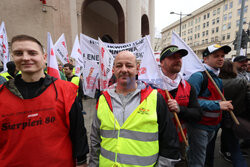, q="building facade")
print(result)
[0,0,155,52]
[161,0,250,58]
